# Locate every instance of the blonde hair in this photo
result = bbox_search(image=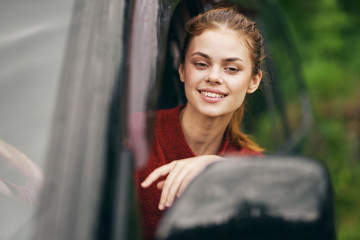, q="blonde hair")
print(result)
[180,5,265,152]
